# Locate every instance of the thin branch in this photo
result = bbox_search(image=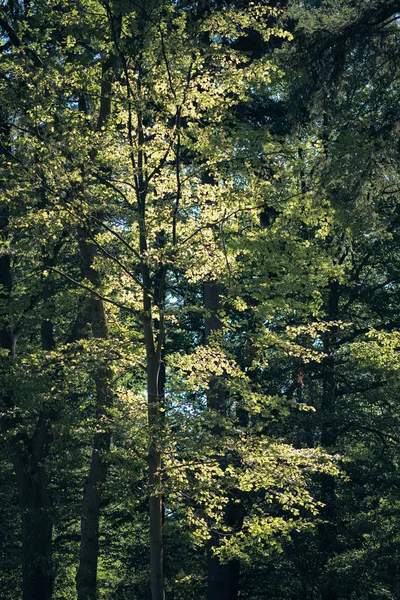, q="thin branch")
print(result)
[80,226,146,291]
[336,379,386,398]
[337,320,400,347]
[159,25,177,101]
[176,190,310,248]
[147,138,174,184]
[90,215,141,260]
[220,211,233,283]
[172,108,181,246]
[104,1,139,192]
[92,171,136,211]
[359,424,400,446]
[48,267,139,316]
[0,15,43,67]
